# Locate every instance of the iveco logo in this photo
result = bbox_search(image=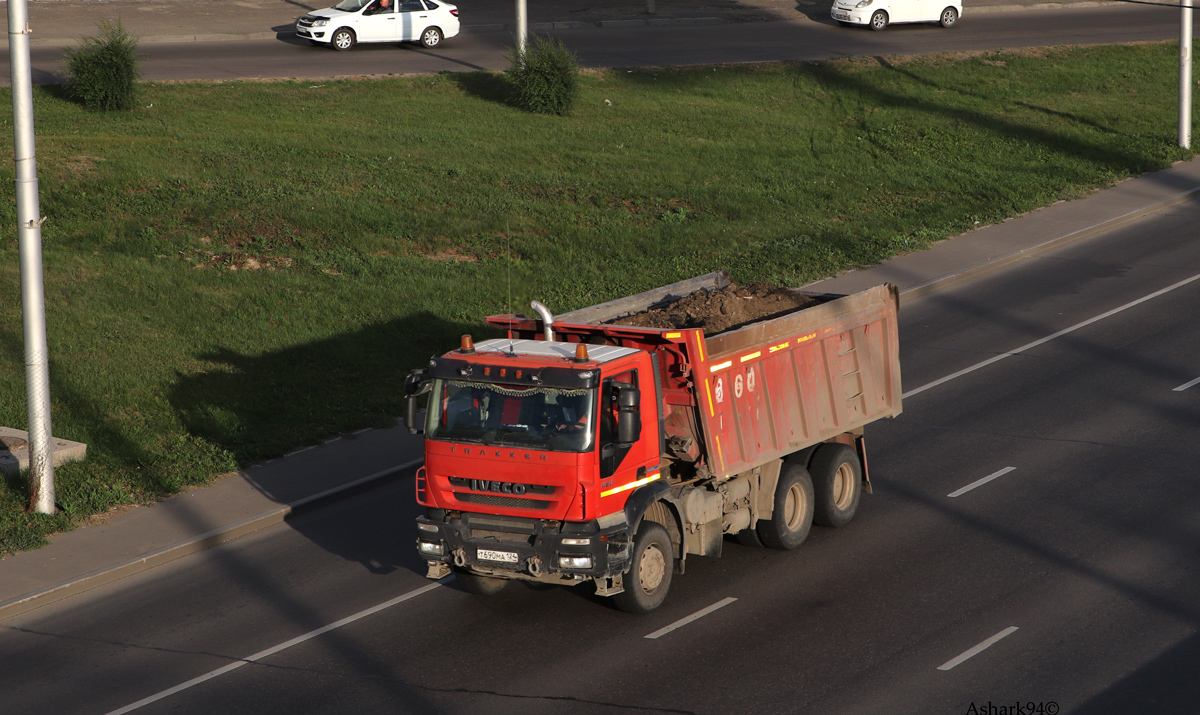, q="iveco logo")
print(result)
[470,479,529,495]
